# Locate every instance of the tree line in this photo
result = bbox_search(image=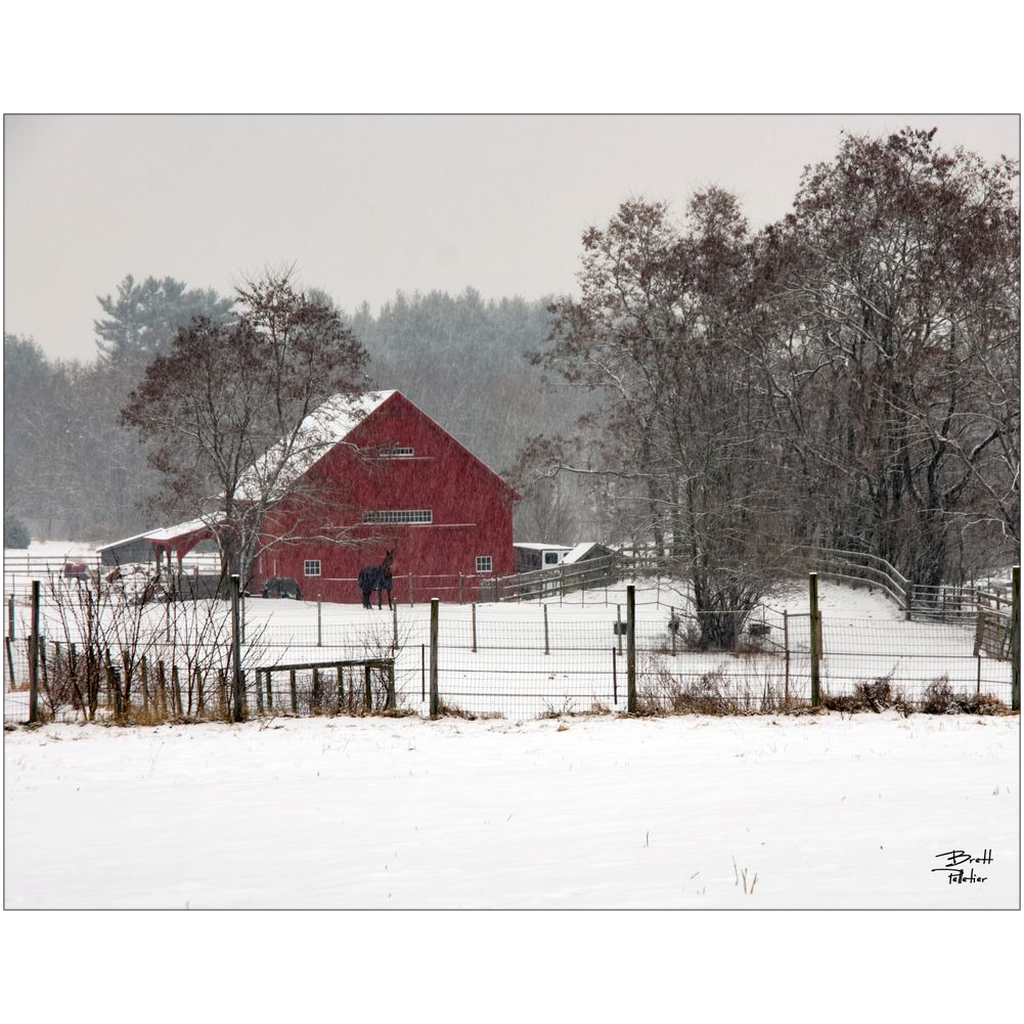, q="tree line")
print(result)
[4,276,587,548]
